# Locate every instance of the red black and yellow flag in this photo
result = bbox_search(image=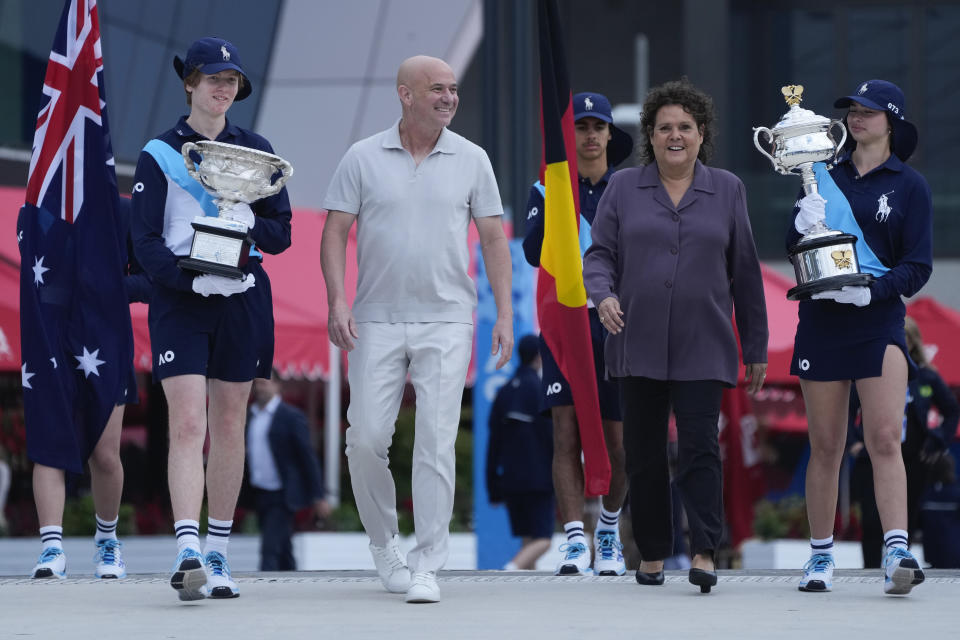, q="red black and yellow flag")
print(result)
[536,0,610,496]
